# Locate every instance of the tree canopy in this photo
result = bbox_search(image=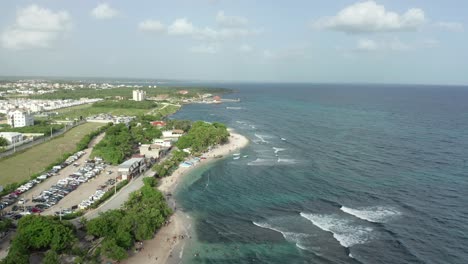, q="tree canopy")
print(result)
[176,121,229,155]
